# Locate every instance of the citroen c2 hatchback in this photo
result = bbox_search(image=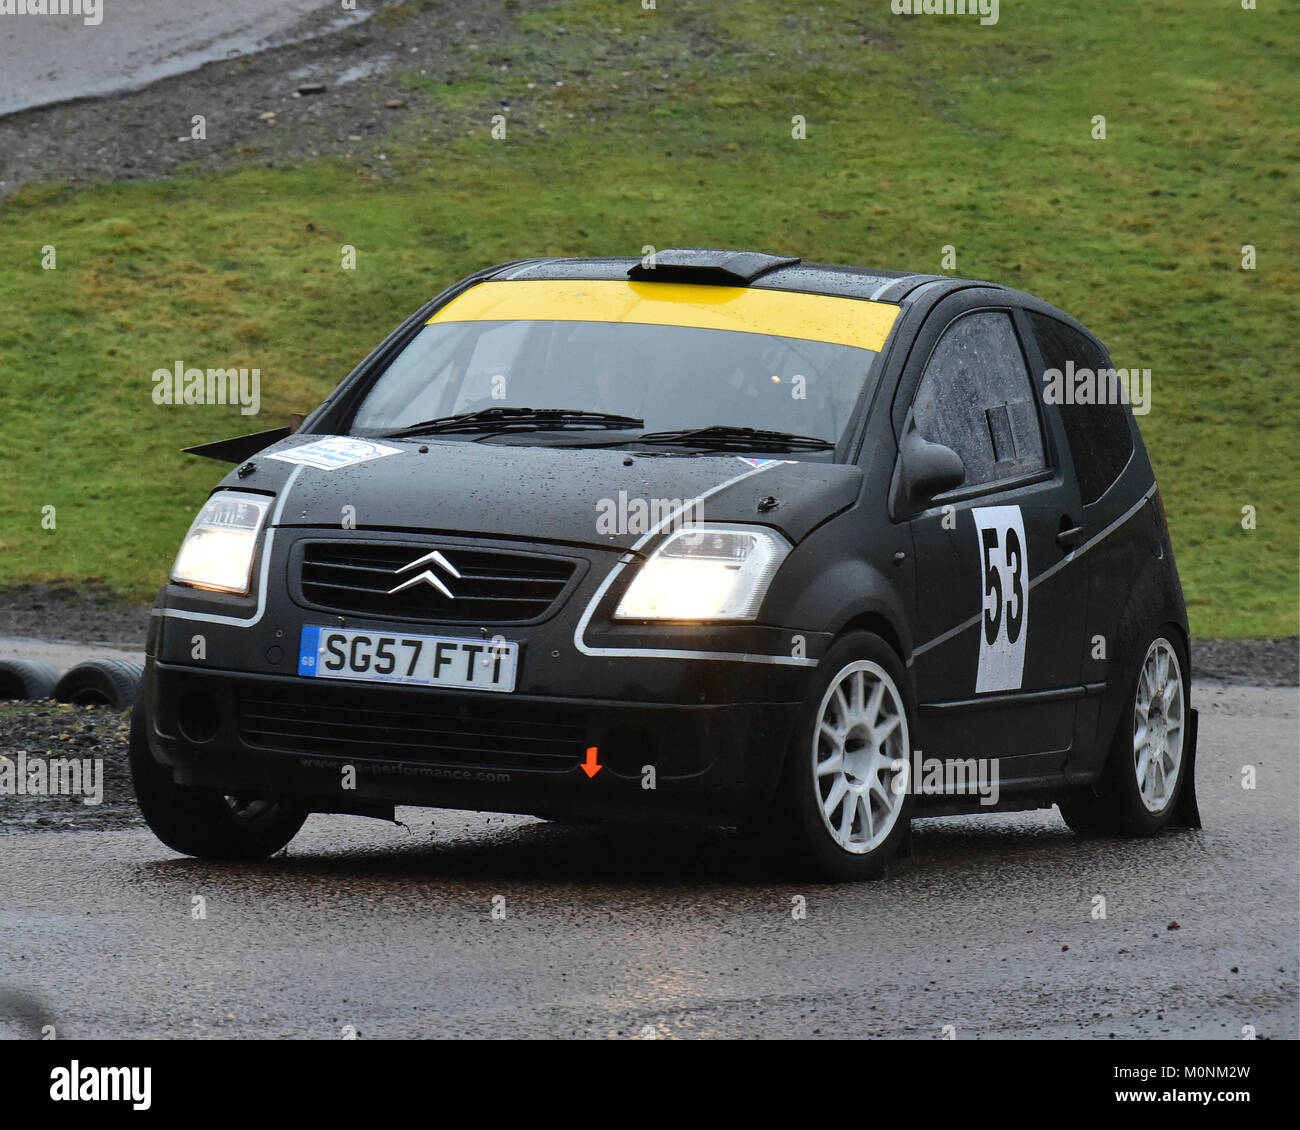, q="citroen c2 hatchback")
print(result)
[131,248,1199,879]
